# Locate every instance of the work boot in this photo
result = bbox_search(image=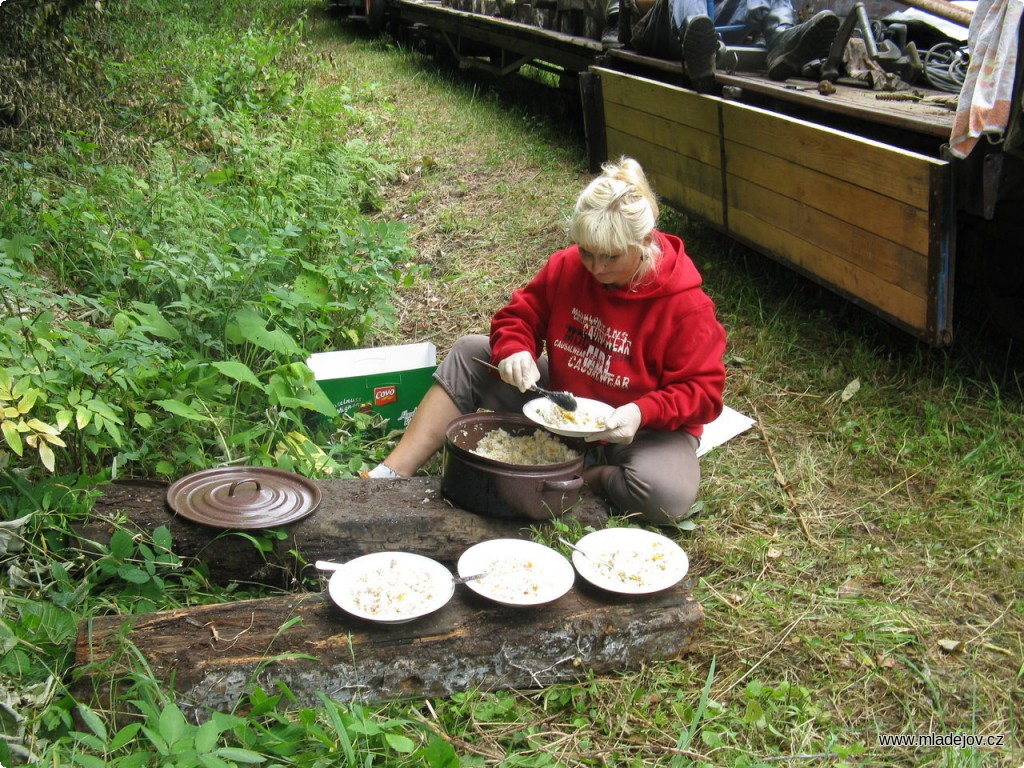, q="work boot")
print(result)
[602,19,622,48]
[765,10,840,81]
[681,14,719,93]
